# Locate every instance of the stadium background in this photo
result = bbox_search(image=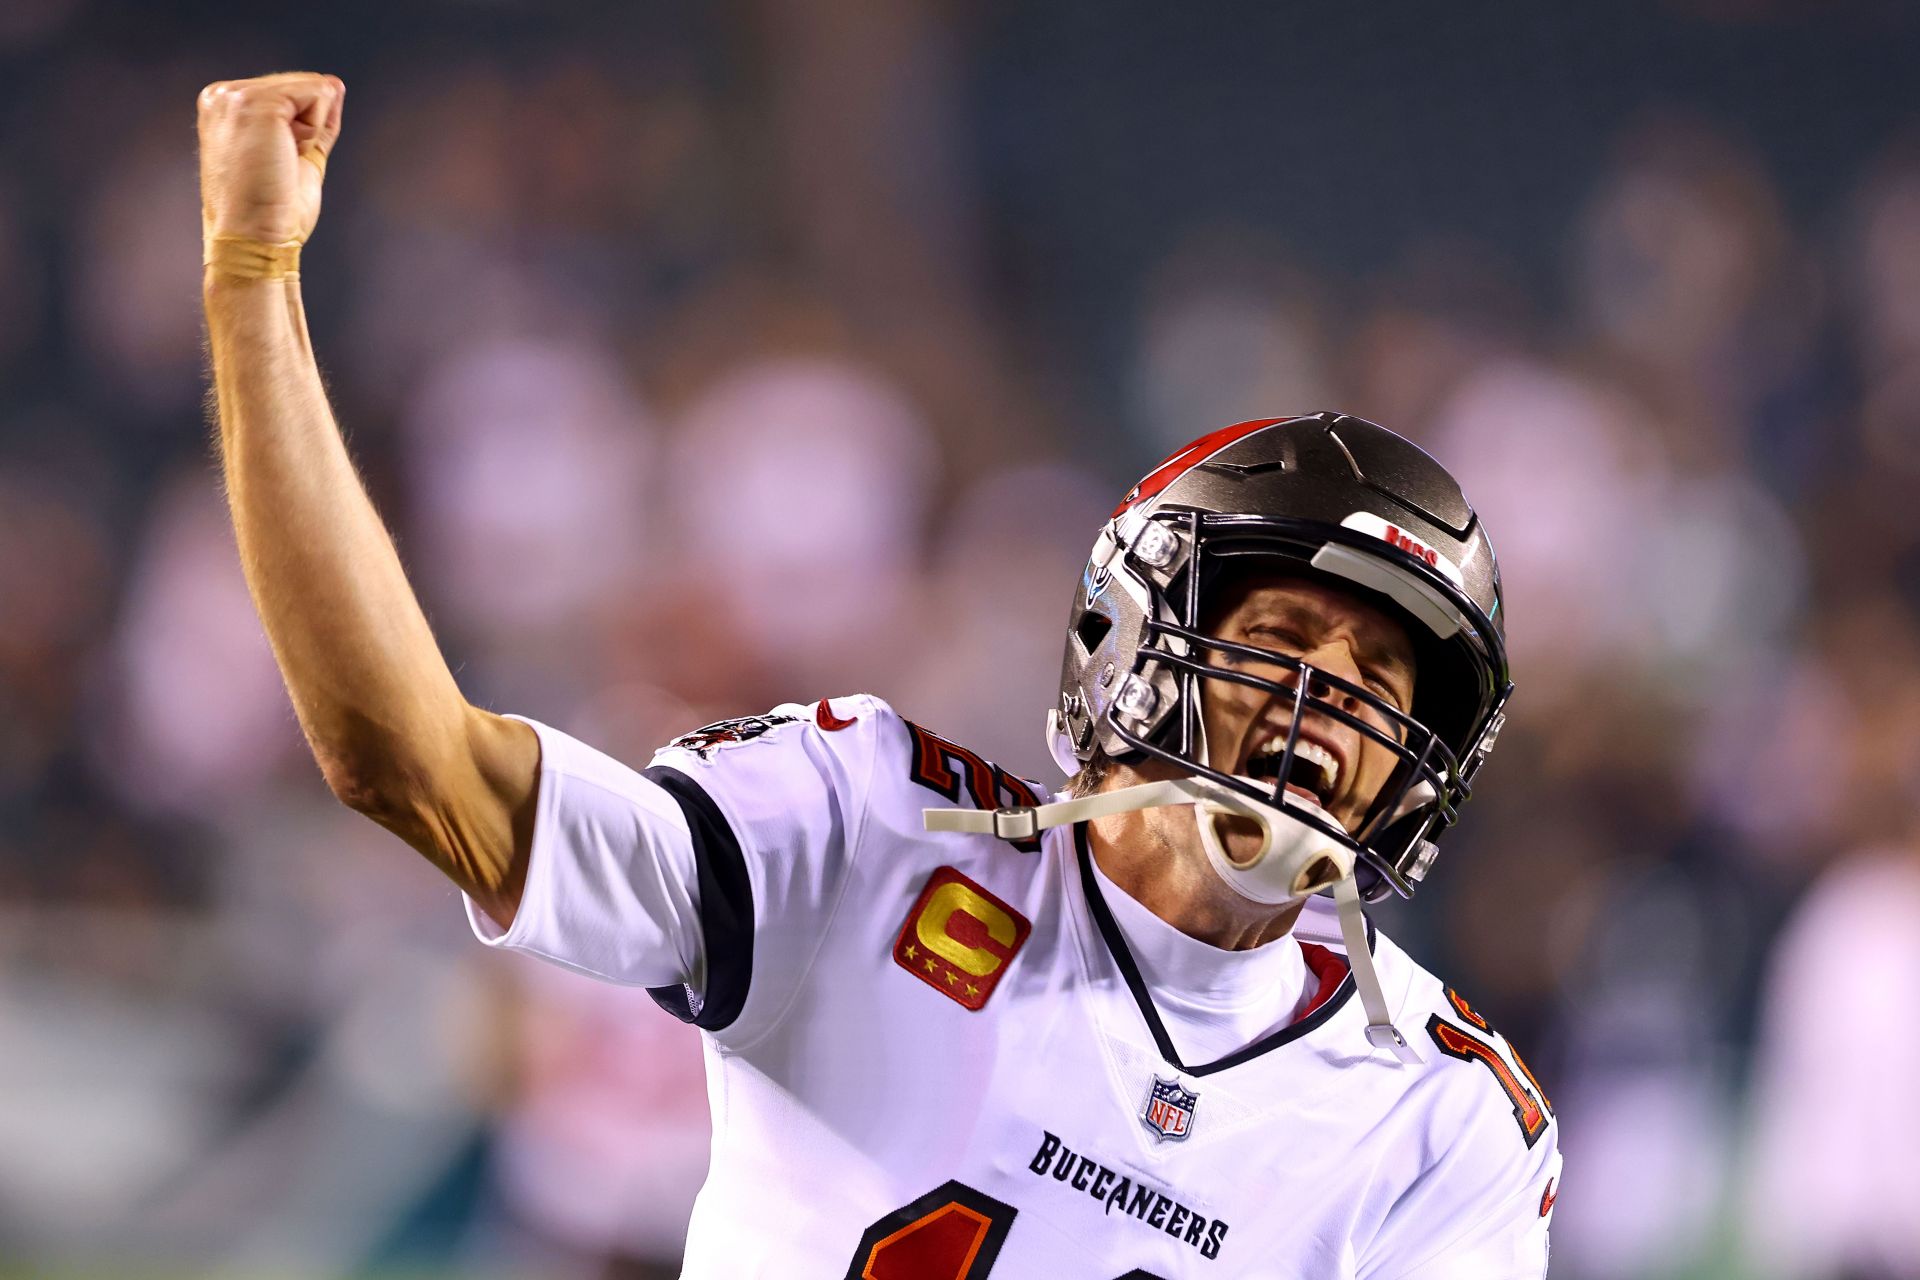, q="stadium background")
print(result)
[4,0,1919,1276]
